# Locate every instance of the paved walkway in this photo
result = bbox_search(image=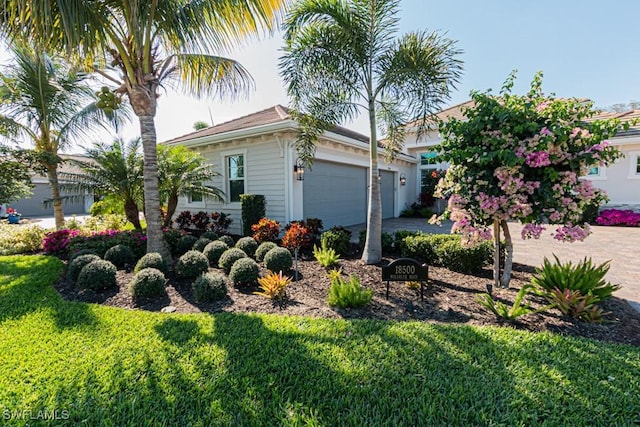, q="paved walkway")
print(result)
[350,218,640,312]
